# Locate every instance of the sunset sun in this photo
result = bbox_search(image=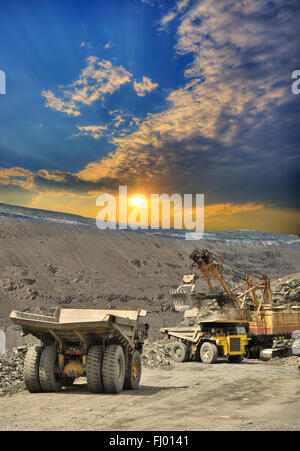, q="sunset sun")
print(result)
[129,196,147,208]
